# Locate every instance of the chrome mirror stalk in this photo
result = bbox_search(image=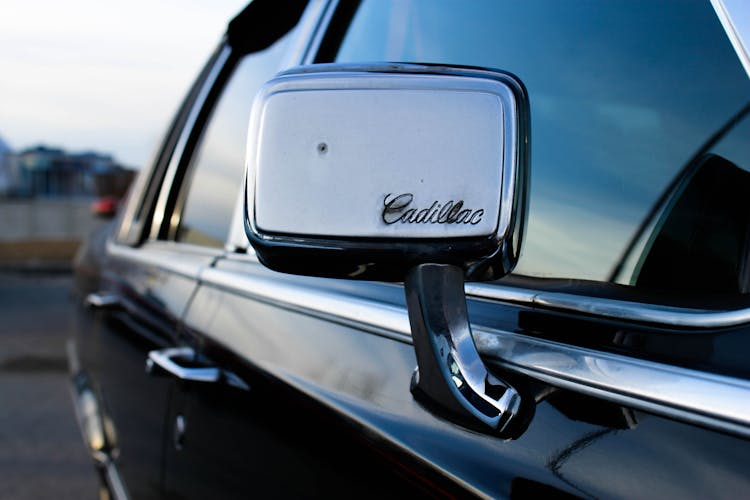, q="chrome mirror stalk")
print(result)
[405,264,521,434]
